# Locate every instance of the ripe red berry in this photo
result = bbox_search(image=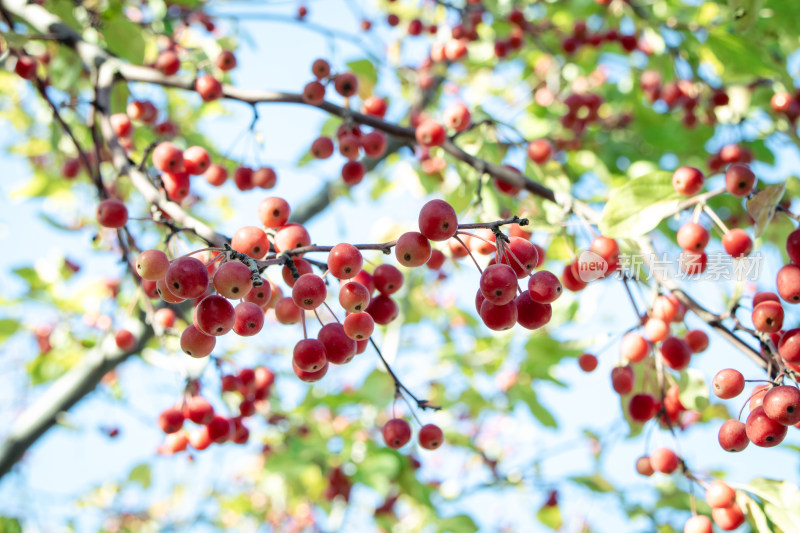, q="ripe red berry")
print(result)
[418,423,444,450]
[418,199,458,241]
[611,365,634,395]
[162,171,190,202]
[527,139,553,164]
[154,49,180,75]
[480,264,518,305]
[514,291,552,330]
[672,166,704,196]
[274,223,311,252]
[426,248,446,270]
[180,325,215,358]
[415,120,446,147]
[762,385,800,426]
[649,447,680,474]
[443,102,471,132]
[343,311,374,341]
[373,264,404,295]
[365,294,399,325]
[712,368,745,399]
[183,395,215,425]
[233,302,265,336]
[232,226,268,259]
[361,131,387,158]
[97,199,129,228]
[725,164,755,197]
[318,323,356,364]
[721,228,752,257]
[660,336,692,370]
[777,264,800,303]
[292,274,327,309]
[752,301,784,333]
[311,58,330,79]
[712,503,745,531]
[14,55,37,80]
[233,166,254,191]
[677,222,709,251]
[705,480,736,509]
[213,261,253,299]
[204,164,228,186]
[311,136,334,159]
[303,81,326,104]
[480,300,518,331]
[528,271,562,303]
[328,243,363,279]
[293,338,327,372]
[621,333,650,363]
[628,393,658,423]
[110,113,133,138]
[216,50,237,71]
[275,297,303,324]
[182,146,210,175]
[779,328,800,363]
[578,353,598,372]
[158,407,185,434]
[195,74,223,102]
[636,456,654,476]
[683,515,713,533]
[244,279,273,308]
[136,249,170,281]
[718,419,749,452]
[165,257,209,299]
[362,96,387,118]
[746,405,788,447]
[334,72,358,97]
[382,418,412,449]
[114,330,136,351]
[339,281,371,312]
[153,142,184,173]
[195,294,235,336]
